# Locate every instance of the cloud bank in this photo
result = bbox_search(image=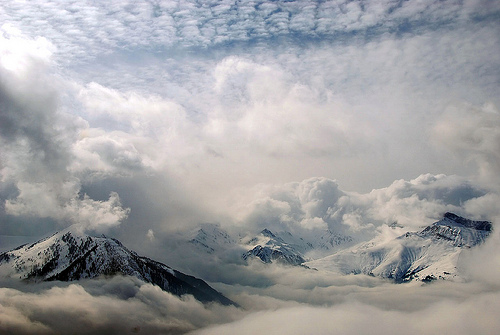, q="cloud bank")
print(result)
[0,276,243,335]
